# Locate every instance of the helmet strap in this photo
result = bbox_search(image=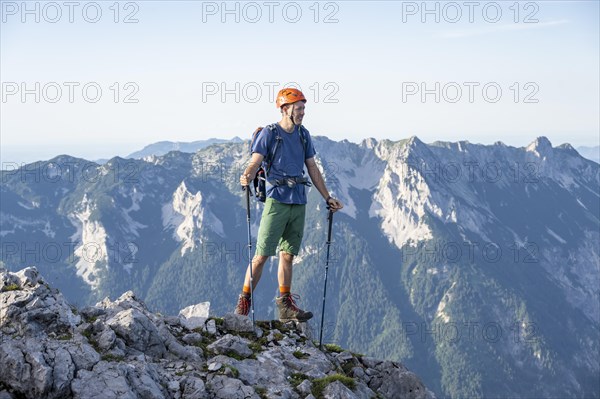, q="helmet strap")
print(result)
[289,103,297,126]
